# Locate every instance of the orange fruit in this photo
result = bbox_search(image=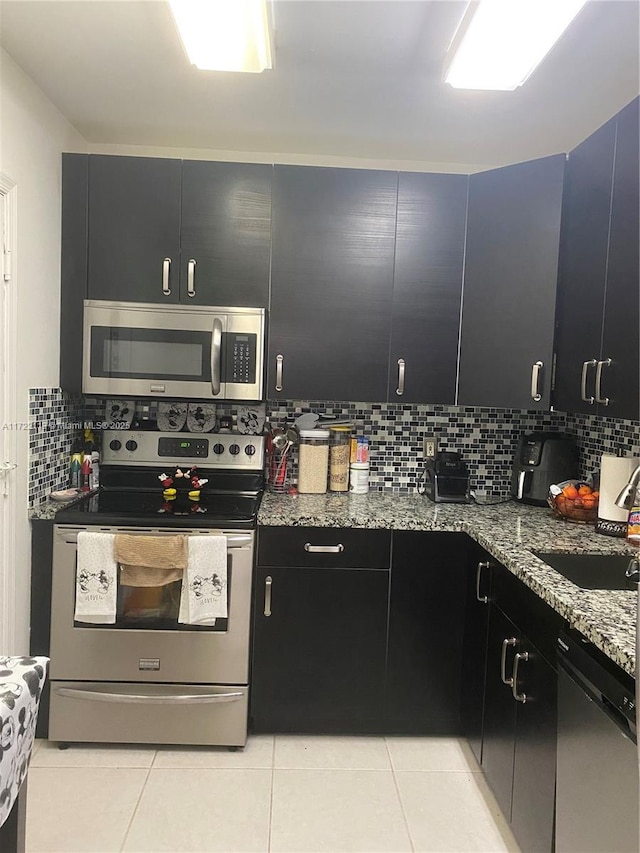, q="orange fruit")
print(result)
[592,491,599,499]
[563,485,579,499]
[582,496,596,509]
[578,485,592,496]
